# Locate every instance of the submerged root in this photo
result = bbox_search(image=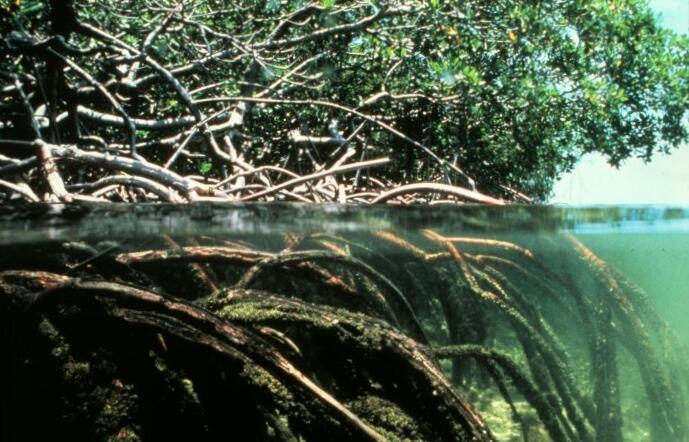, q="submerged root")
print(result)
[435,344,570,442]
[0,228,686,441]
[0,271,490,441]
[566,235,688,441]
